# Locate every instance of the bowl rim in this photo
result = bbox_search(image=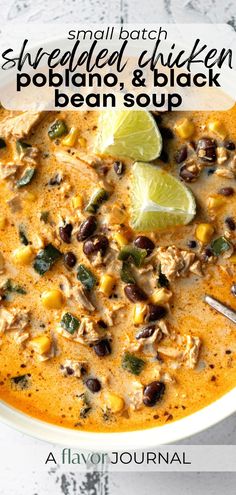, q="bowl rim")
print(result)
[1,386,236,449]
